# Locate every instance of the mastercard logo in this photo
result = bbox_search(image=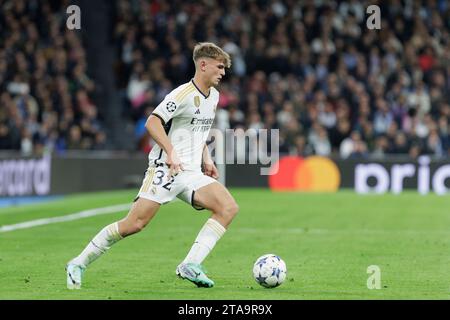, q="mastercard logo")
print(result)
[268,156,341,192]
